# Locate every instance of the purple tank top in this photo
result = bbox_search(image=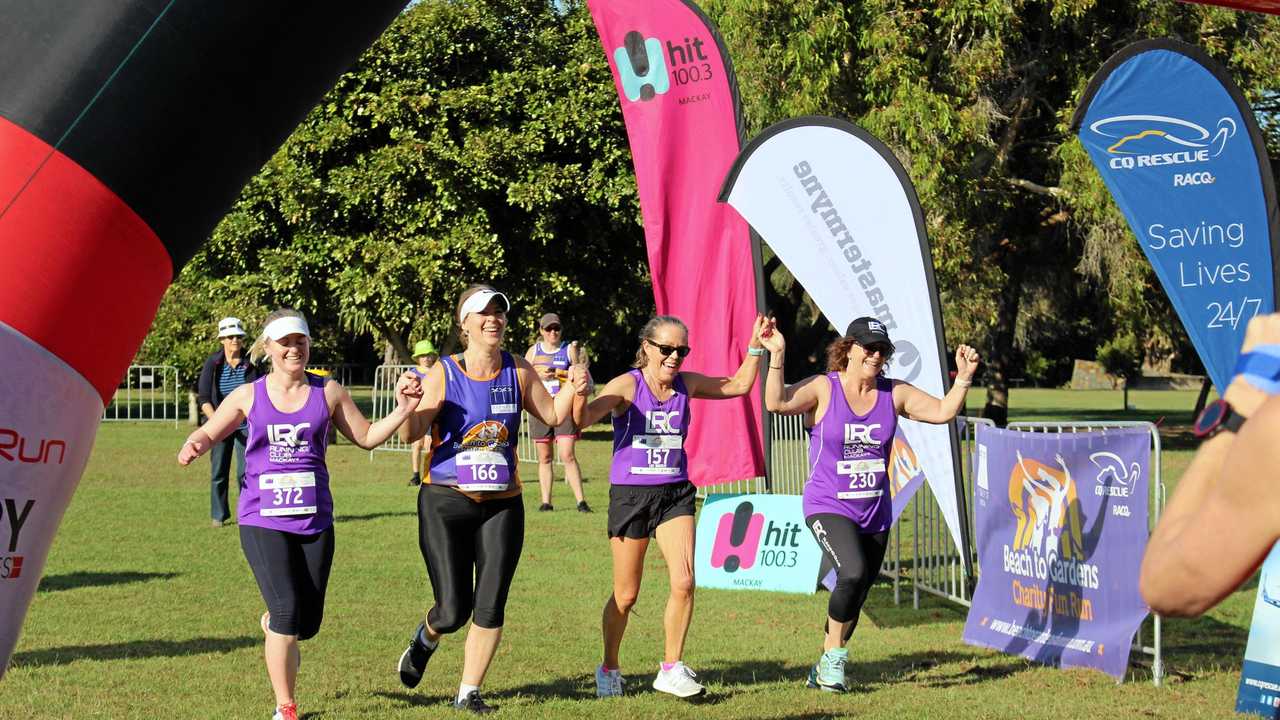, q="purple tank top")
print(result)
[610,369,691,486]
[241,373,333,534]
[428,352,522,492]
[529,341,571,395]
[803,374,897,532]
